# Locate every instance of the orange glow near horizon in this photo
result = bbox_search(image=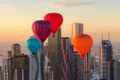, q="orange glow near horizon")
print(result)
[0,0,120,42]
